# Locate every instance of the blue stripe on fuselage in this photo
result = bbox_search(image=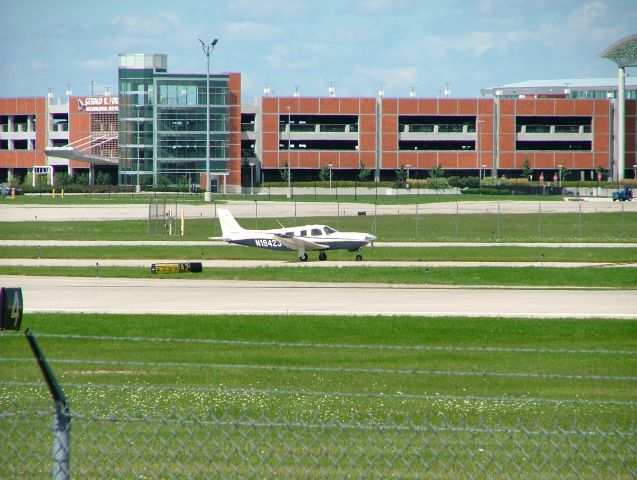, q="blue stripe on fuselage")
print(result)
[233,238,293,251]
